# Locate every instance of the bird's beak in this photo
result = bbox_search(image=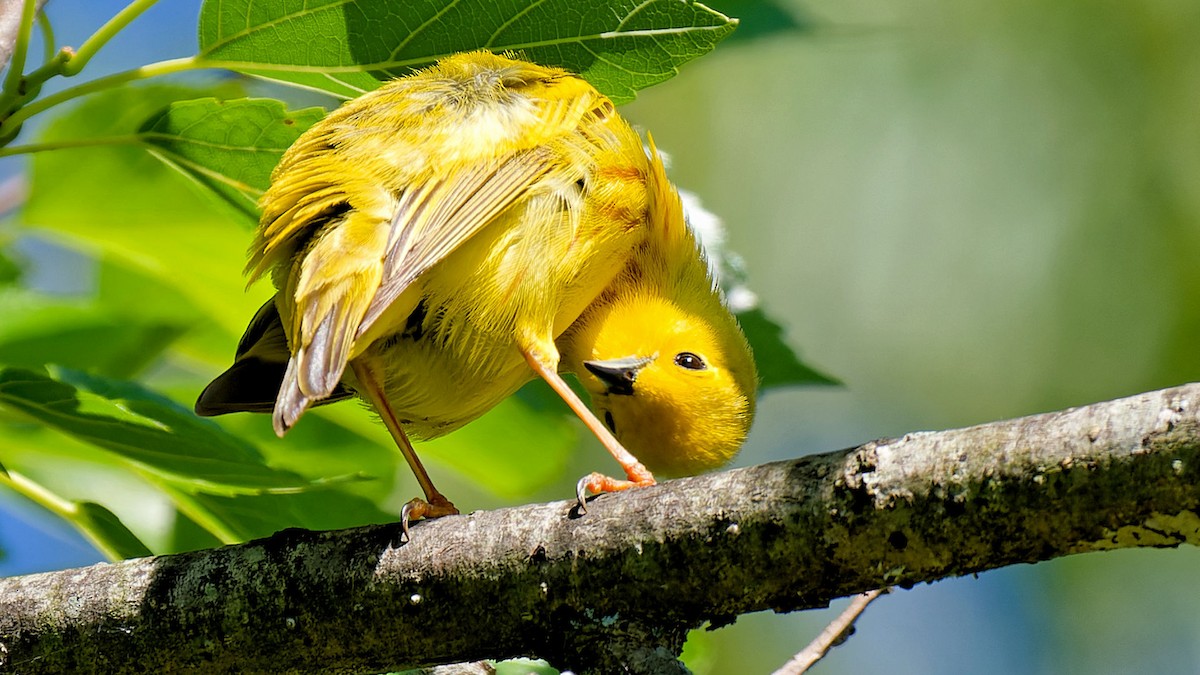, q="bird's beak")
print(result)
[583,354,657,396]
